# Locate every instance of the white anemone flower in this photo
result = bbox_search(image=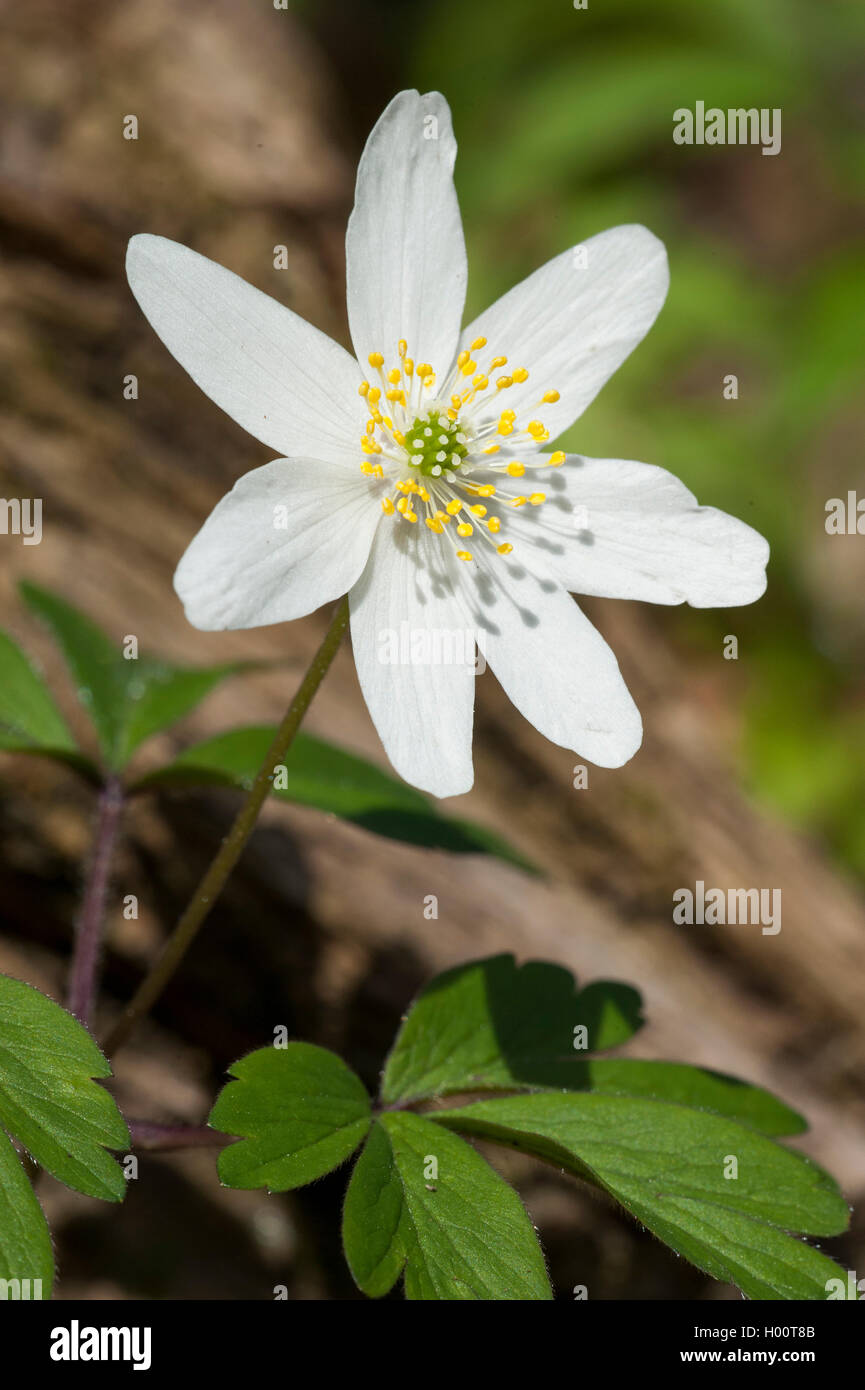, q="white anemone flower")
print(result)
[126,90,768,798]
